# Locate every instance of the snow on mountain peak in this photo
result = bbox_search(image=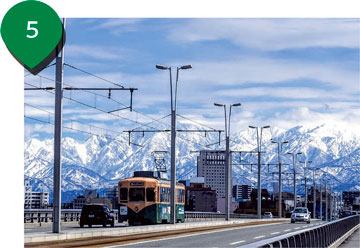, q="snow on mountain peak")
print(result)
[24,123,360,199]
